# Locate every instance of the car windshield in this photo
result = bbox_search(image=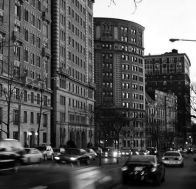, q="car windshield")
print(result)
[53,148,60,152]
[25,148,31,153]
[37,146,46,151]
[164,152,180,156]
[127,155,155,164]
[65,149,80,155]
